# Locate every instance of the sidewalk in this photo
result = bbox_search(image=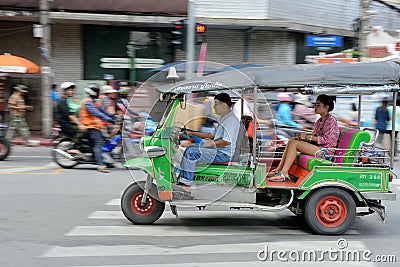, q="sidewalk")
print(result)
[9,132,56,146]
